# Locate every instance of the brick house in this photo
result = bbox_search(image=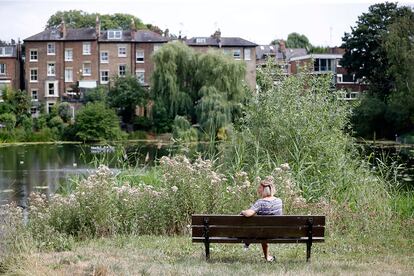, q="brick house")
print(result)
[289,51,367,100]
[24,19,168,116]
[185,31,257,89]
[24,24,98,116]
[0,41,22,101]
[256,41,307,75]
